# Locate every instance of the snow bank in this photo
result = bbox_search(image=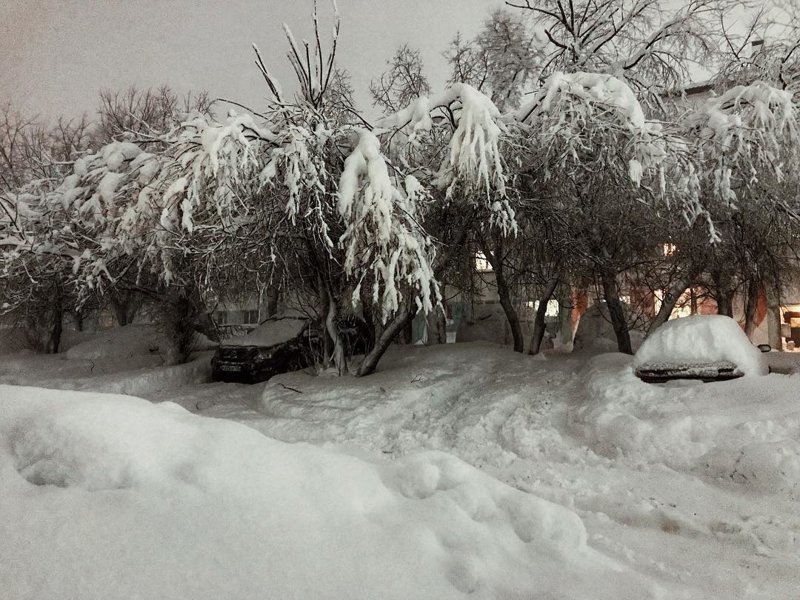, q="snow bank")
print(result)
[0,328,34,355]
[0,384,660,600]
[66,324,216,360]
[0,324,217,408]
[573,354,800,498]
[633,315,767,377]
[65,324,166,360]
